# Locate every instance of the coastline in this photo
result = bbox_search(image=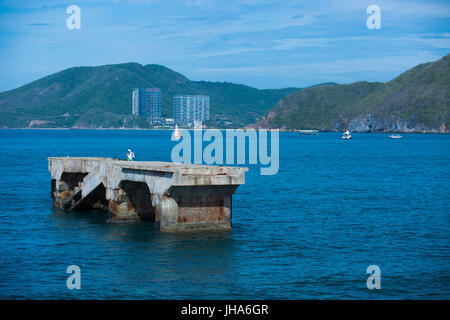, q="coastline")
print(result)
[1,127,448,134]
